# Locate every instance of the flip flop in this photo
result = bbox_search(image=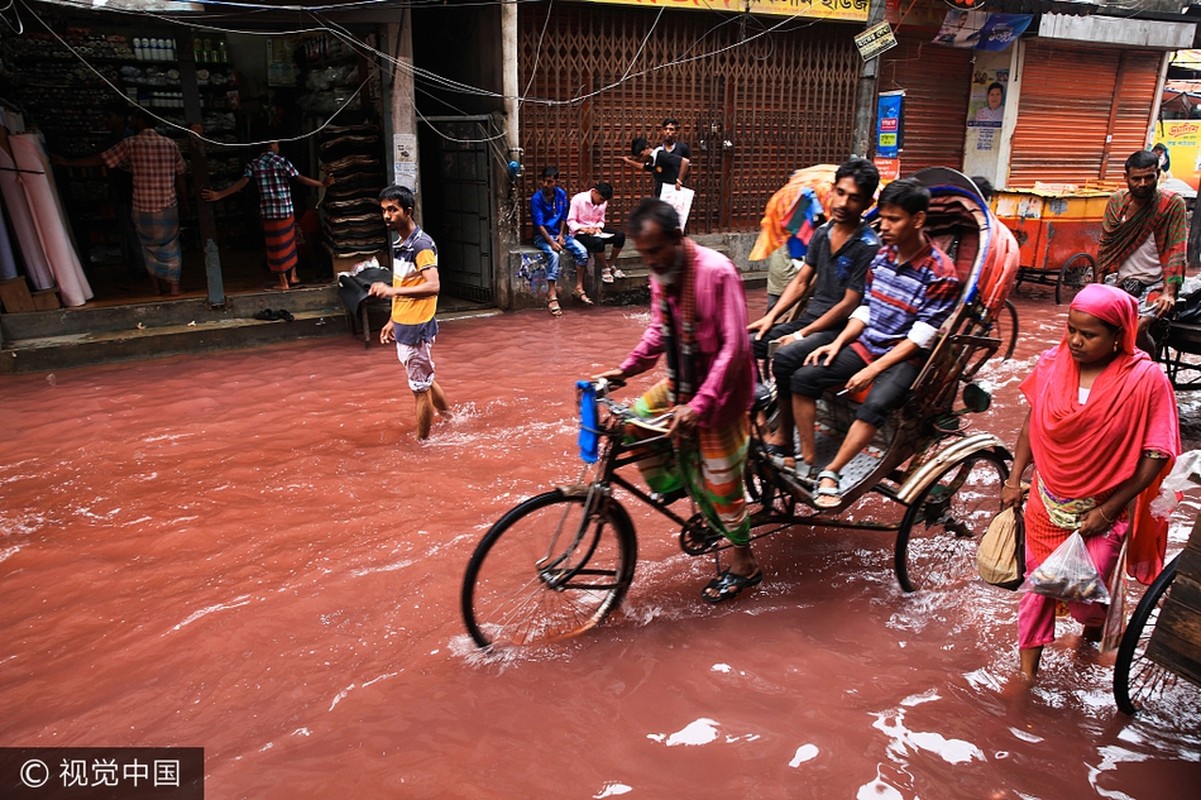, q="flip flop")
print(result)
[814,469,843,509]
[547,298,563,317]
[253,308,280,321]
[702,569,763,604]
[276,309,295,322]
